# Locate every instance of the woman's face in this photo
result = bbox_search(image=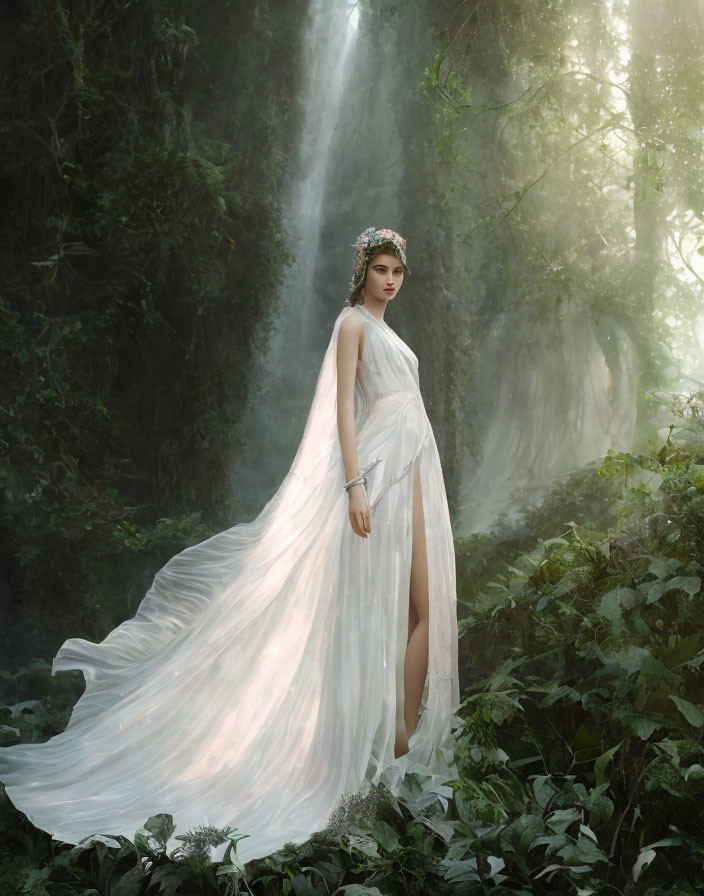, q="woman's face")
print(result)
[362,253,405,305]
